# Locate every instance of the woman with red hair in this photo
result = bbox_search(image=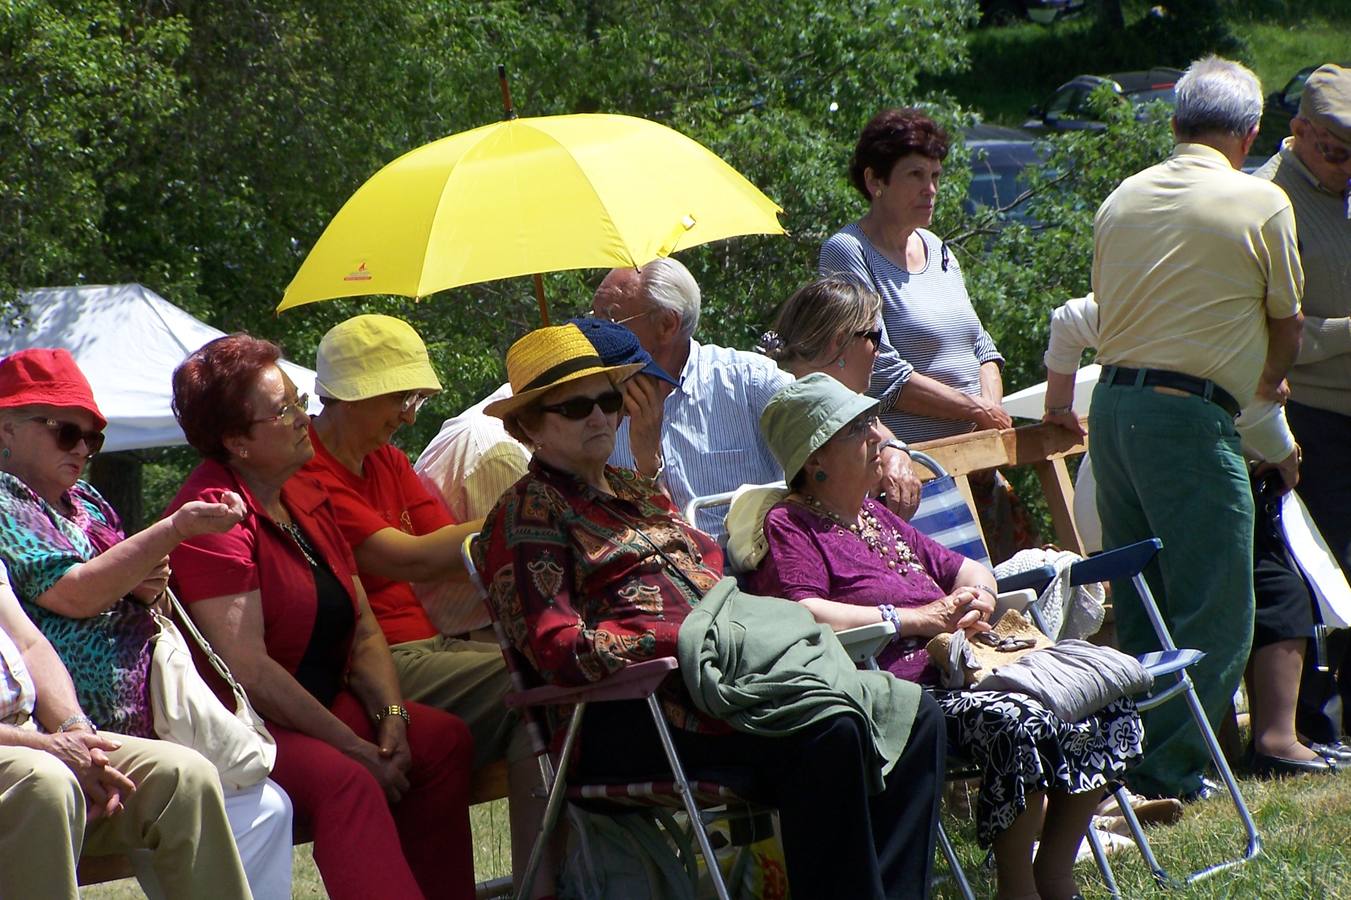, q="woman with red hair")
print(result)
[166,333,475,900]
